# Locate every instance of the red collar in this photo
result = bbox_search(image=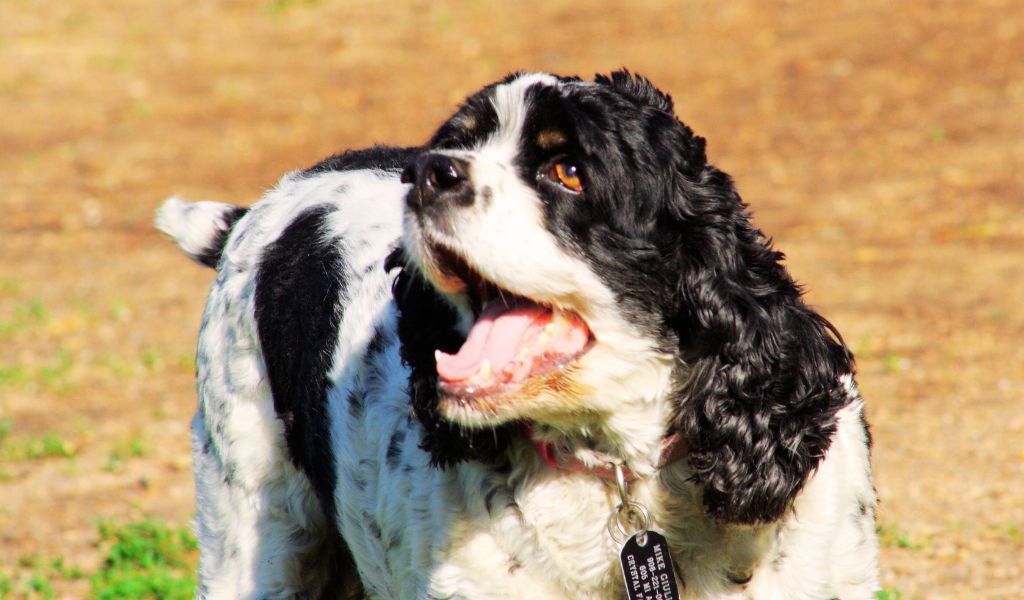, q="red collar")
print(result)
[523,424,688,482]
